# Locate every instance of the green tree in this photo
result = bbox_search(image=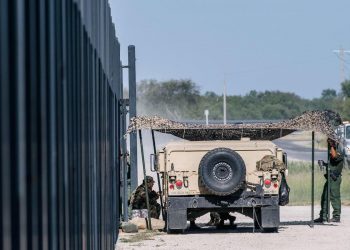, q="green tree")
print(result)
[136,78,348,121]
[341,80,350,98]
[321,89,337,99]
[137,79,200,119]
[340,99,350,120]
